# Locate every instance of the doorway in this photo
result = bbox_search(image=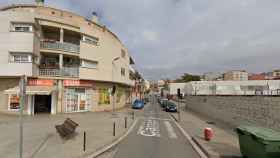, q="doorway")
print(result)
[34,95,52,114]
